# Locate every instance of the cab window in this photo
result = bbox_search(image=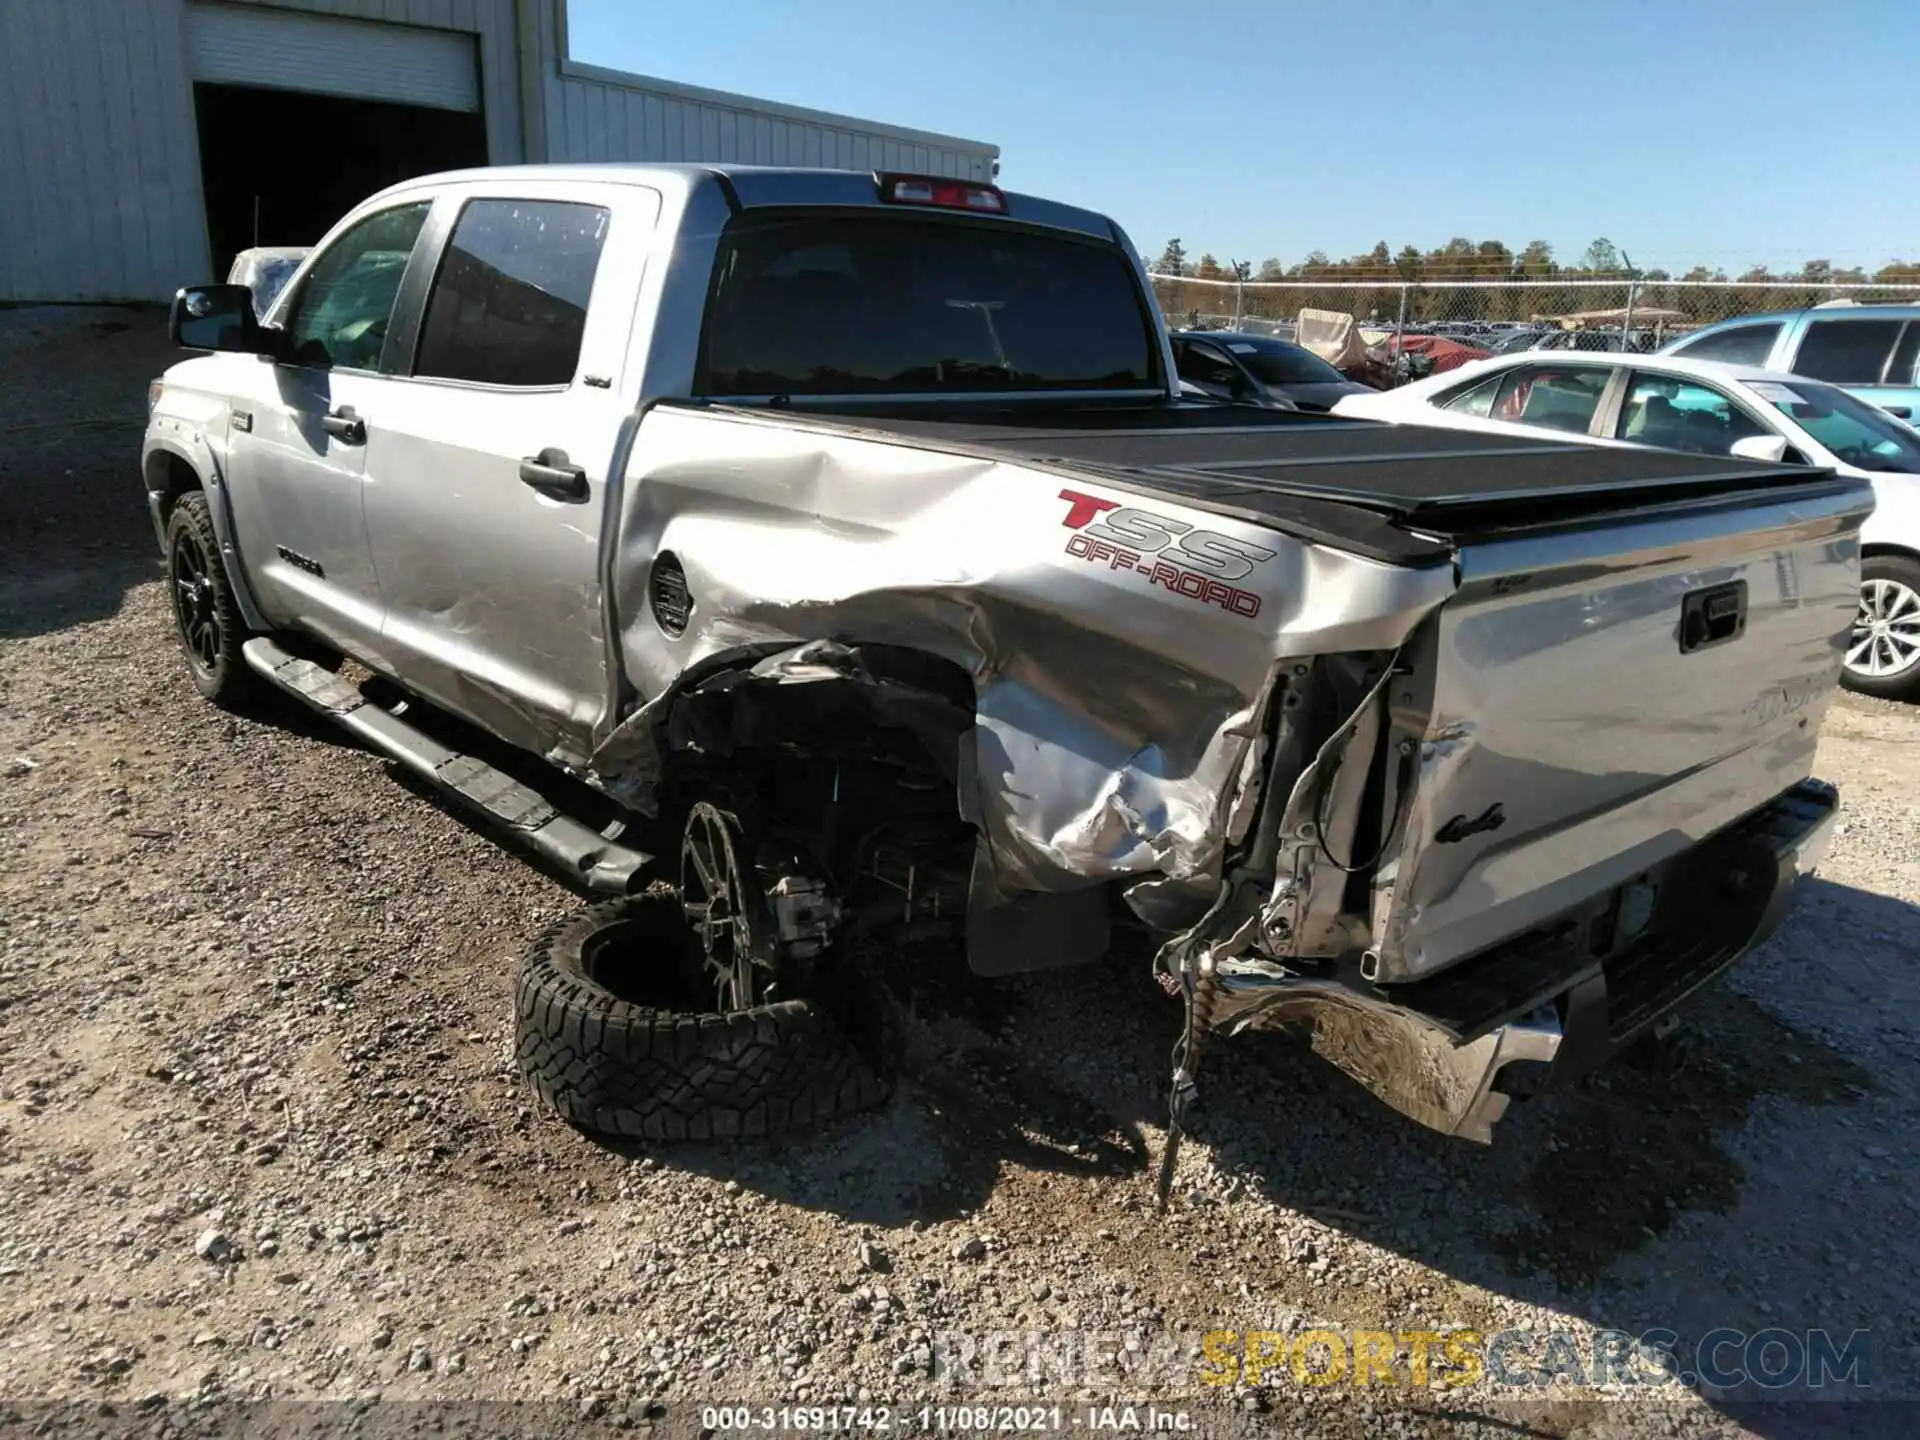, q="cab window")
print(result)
[413,199,611,387]
[279,203,431,371]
